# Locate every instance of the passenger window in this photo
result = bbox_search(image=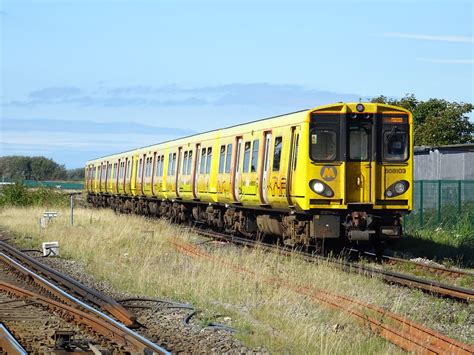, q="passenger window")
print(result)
[183,151,188,175]
[159,155,164,176]
[172,153,177,175]
[219,145,226,174]
[200,148,206,174]
[272,137,282,171]
[168,154,172,176]
[206,148,212,174]
[251,139,259,173]
[243,142,251,173]
[187,151,193,175]
[156,156,161,176]
[310,129,337,161]
[138,159,142,178]
[225,144,232,174]
[127,161,131,179]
